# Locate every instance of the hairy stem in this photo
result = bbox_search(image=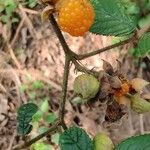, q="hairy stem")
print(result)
[59,56,70,129]
[50,15,77,57]
[12,121,60,150]
[50,15,71,129]
[72,59,99,76]
[14,12,150,150]
[77,36,135,60]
